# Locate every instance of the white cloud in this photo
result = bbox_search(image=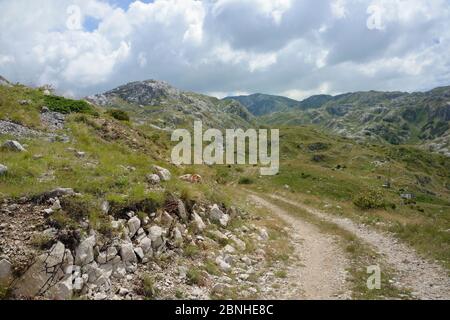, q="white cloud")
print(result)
[0,0,449,98]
